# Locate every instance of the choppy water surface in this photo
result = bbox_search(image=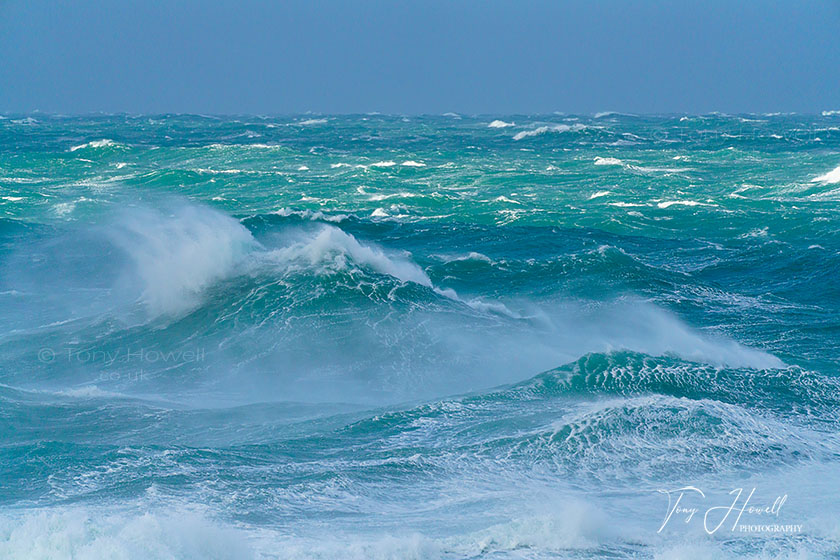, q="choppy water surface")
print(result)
[1,113,839,558]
